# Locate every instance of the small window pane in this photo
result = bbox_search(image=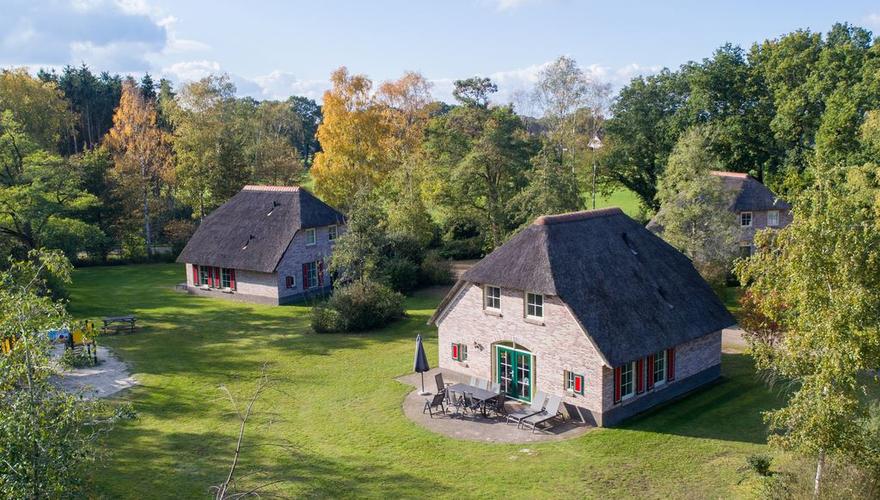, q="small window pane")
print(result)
[221,268,231,288]
[621,363,635,398]
[306,228,316,245]
[653,351,667,385]
[767,210,779,226]
[328,225,337,241]
[740,212,752,227]
[306,262,318,288]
